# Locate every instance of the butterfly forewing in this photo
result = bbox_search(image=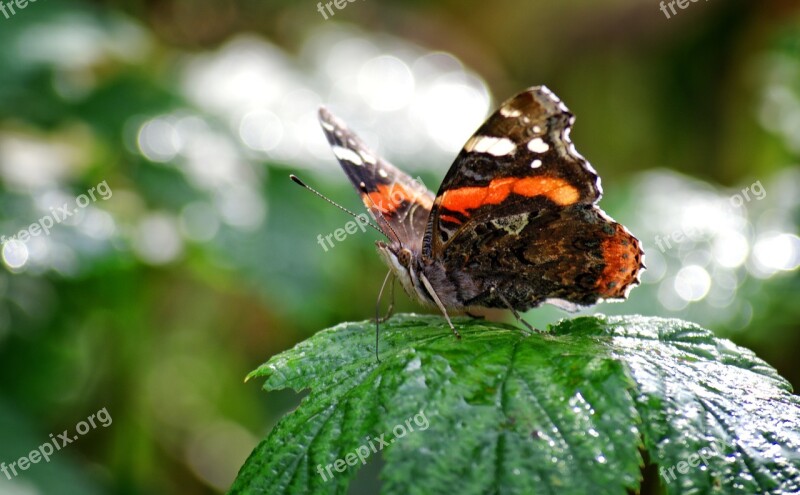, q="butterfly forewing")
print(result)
[420,86,644,310]
[318,108,434,249]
